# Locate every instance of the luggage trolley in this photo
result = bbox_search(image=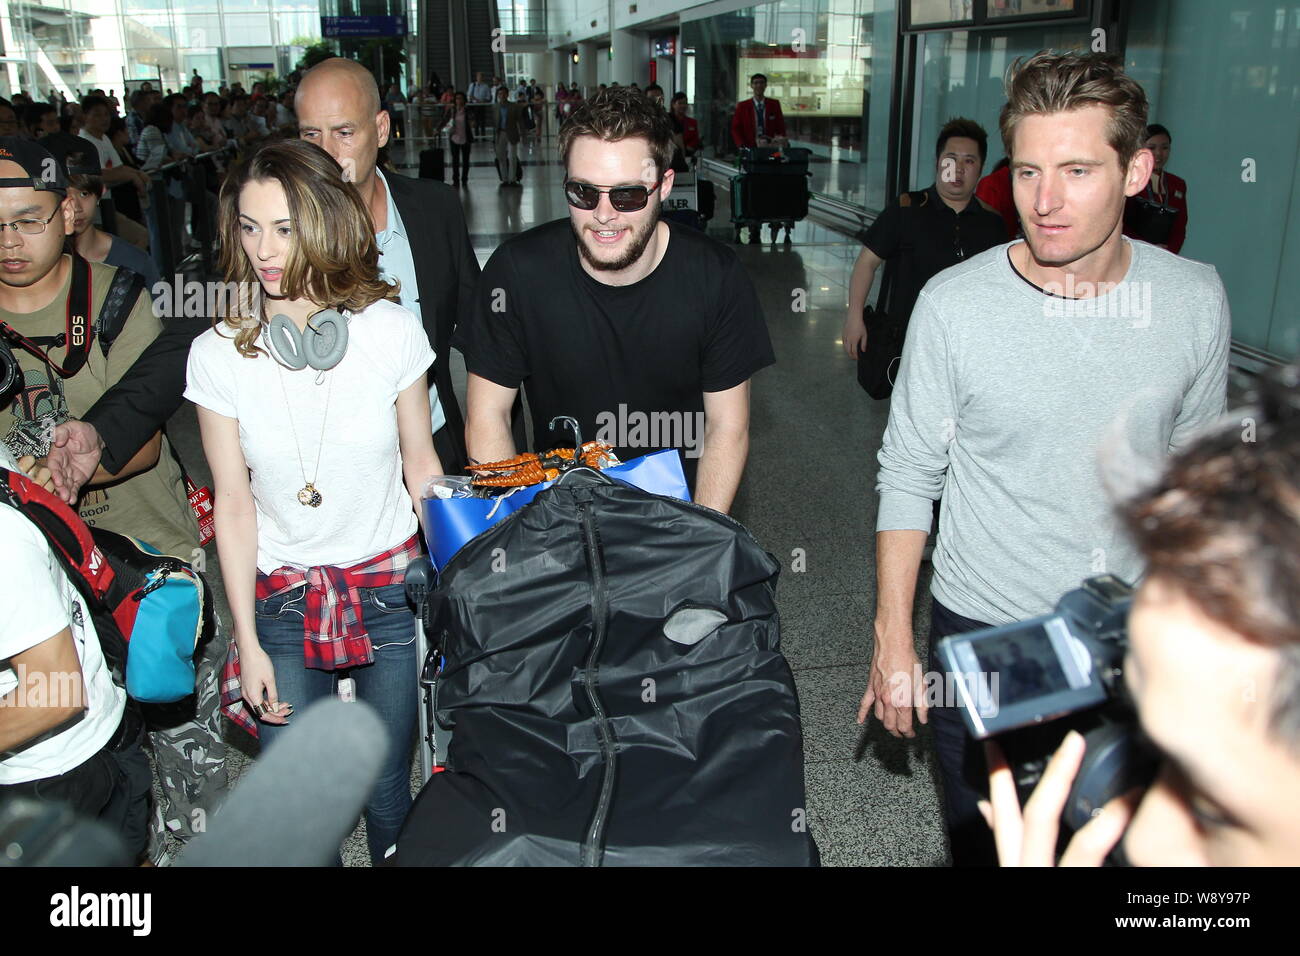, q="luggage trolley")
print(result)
[404,556,444,782]
[730,146,812,244]
[661,155,715,232]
